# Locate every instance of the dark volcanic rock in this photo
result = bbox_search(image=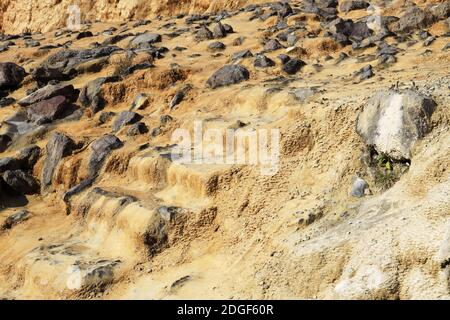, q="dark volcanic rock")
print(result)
[98,111,116,124]
[213,22,227,38]
[130,93,149,111]
[79,76,119,114]
[423,36,436,47]
[2,170,40,195]
[123,62,154,76]
[0,62,26,90]
[264,39,283,51]
[102,33,133,46]
[339,1,369,13]
[112,111,143,132]
[358,65,374,80]
[277,54,291,64]
[129,33,162,48]
[429,2,450,20]
[208,41,226,51]
[88,135,123,177]
[17,145,41,171]
[222,23,234,34]
[390,7,436,34]
[32,66,74,87]
[169,91,185,110]
[18,83,79,107]
[127,122,149,136]
[22,39,39,48]
[26,96,70,124]
[0,157,20,173]
[254,54,276,68]
[313,0,338,8]
[231,49,253,61]
[41,133,76,192]
[330,18,372,44]
[206,65,250,89]
[282,58,306,74]
[277,2,293,18]
[76,31,93,40]
[195,25,214,41]
[1,210,30,229]
[233,36,245,46]
[0,96,15,108]
[0,134,12,152]
[42,46,121,74]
